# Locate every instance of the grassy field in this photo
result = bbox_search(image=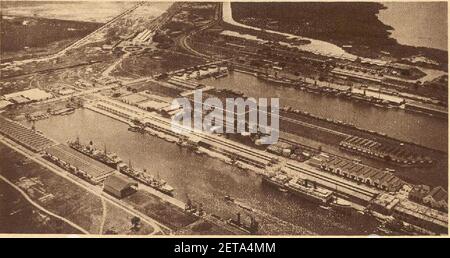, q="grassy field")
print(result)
[0,180,81,234]
[0,143,155,235]
[1,16,100,62]
[124,190,198,231]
